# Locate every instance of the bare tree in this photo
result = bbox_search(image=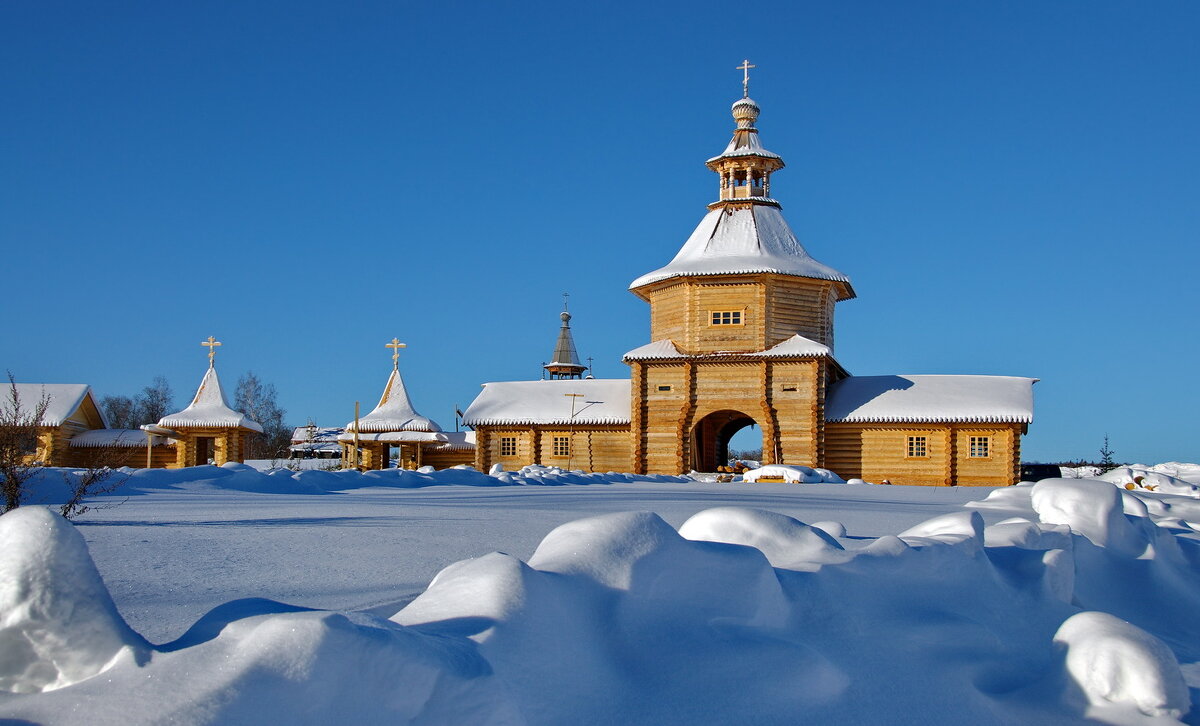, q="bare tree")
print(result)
[135,376,173,426]
[99,376,174,429]
[0,372,51,513]
[59,444,129,520]
[235,371,290,459]
[100,394,138,429]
